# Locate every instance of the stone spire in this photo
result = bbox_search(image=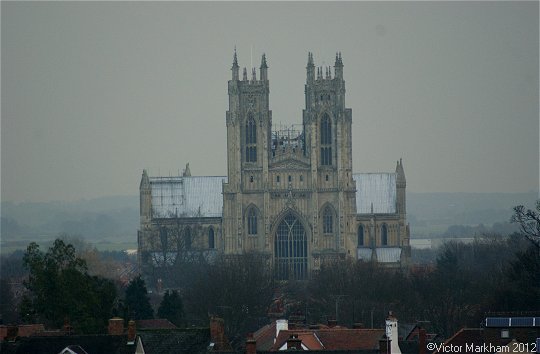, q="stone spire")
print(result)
[183,162,191,177]
[396,158,406,186]
[306,52,315,83]
[260,53,268,81]
[334,51,343,79]
[232,47,239,80]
